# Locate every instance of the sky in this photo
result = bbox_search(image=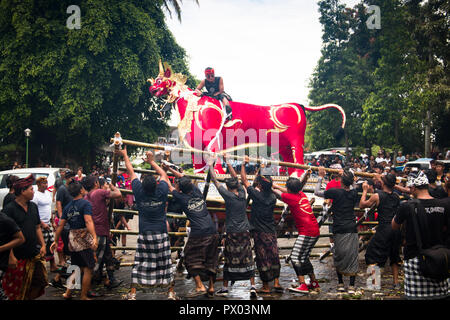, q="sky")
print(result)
[164,0,361,125]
